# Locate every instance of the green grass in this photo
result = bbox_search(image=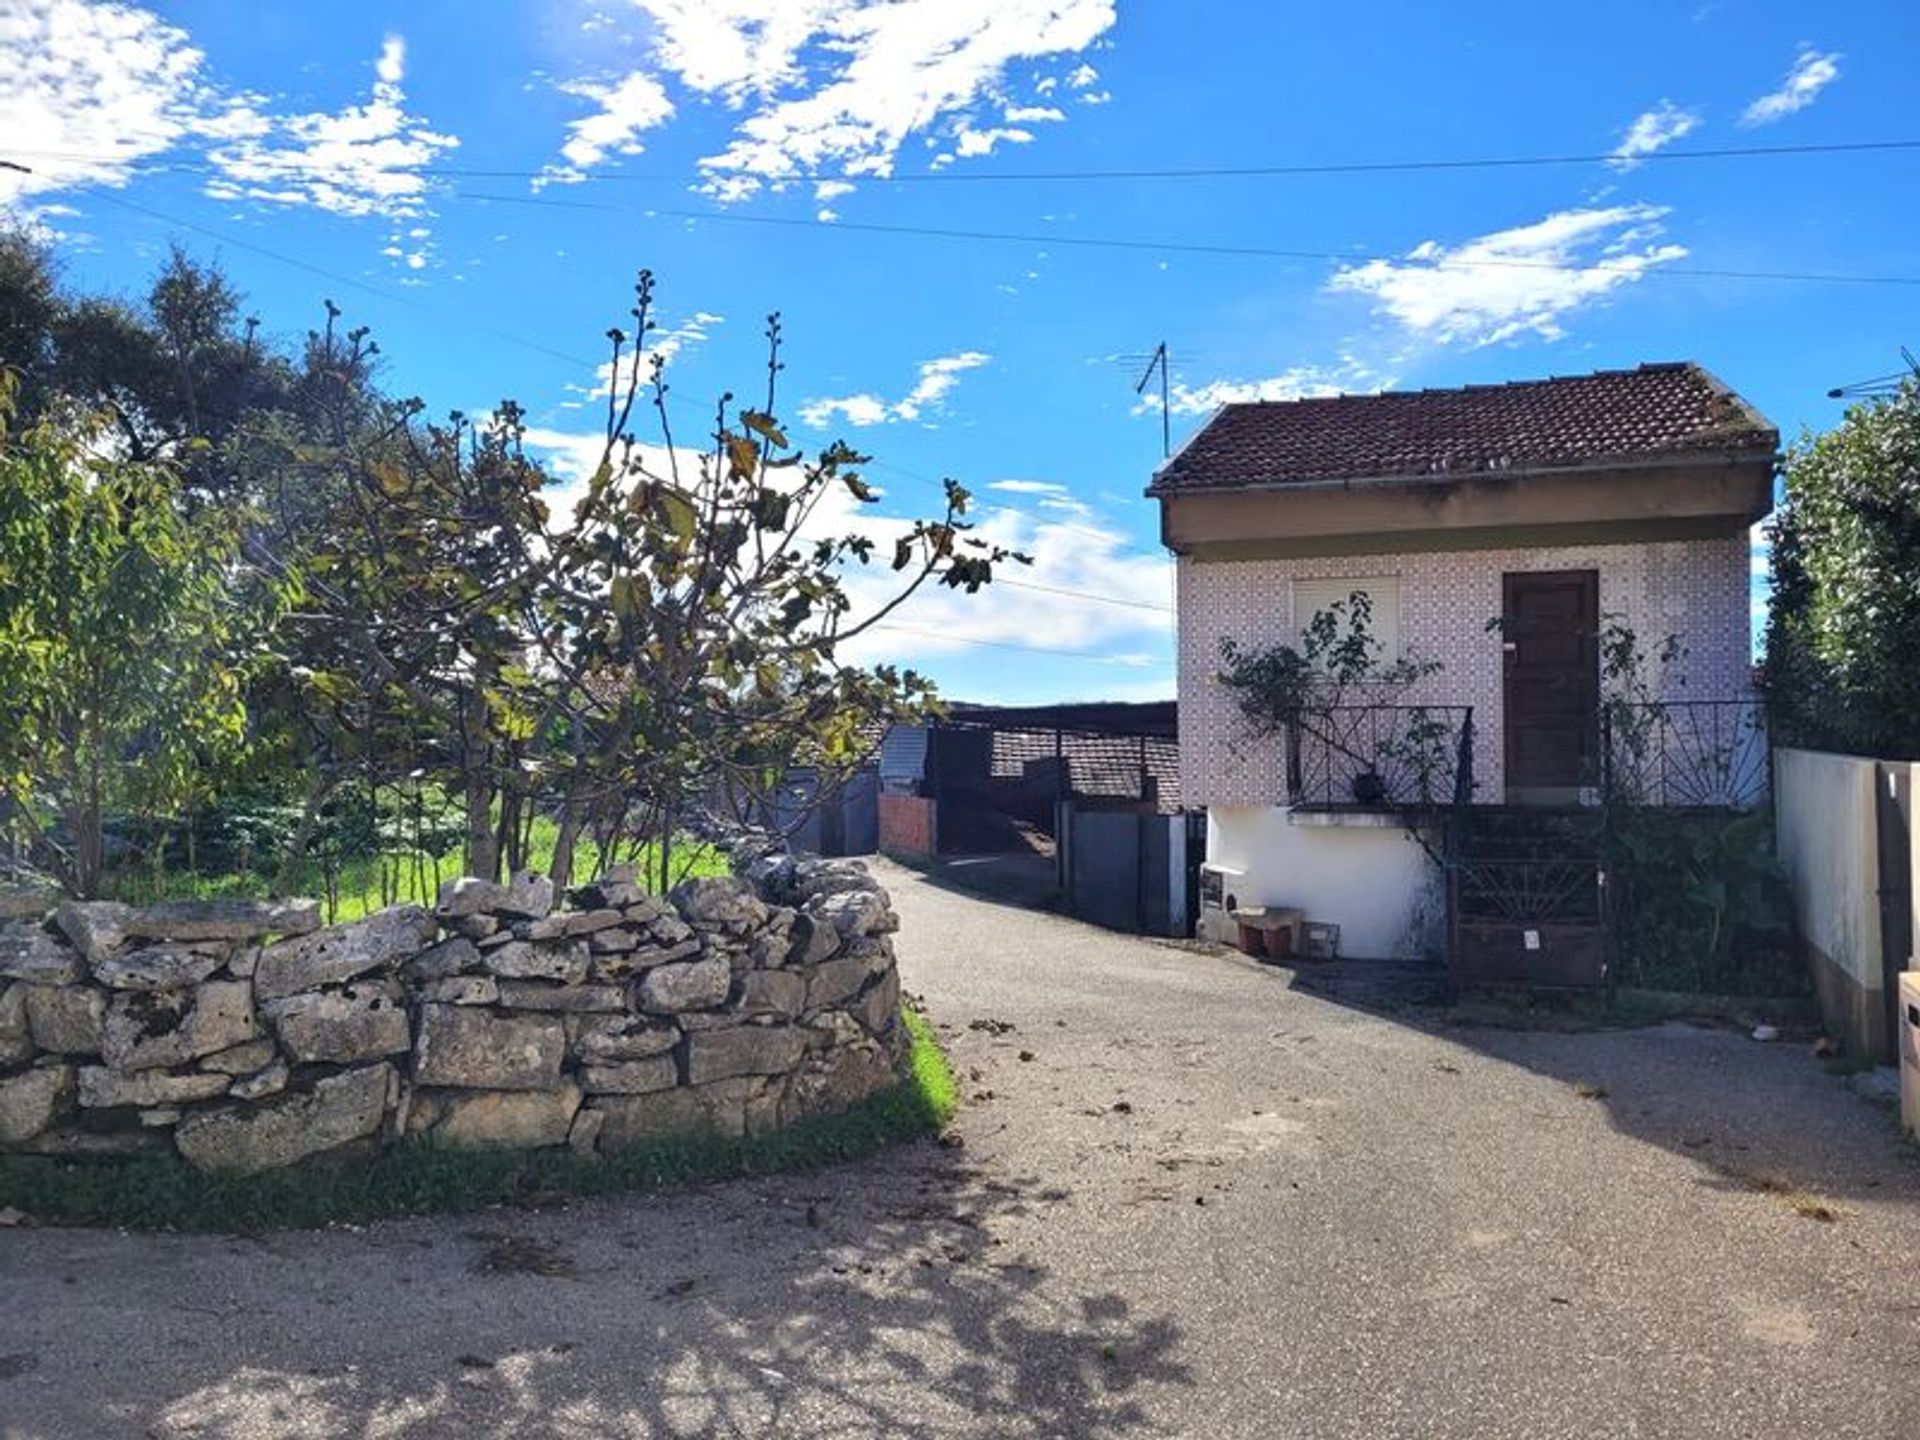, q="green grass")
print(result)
[0,1009,956,1232]
[102,816,730,923]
